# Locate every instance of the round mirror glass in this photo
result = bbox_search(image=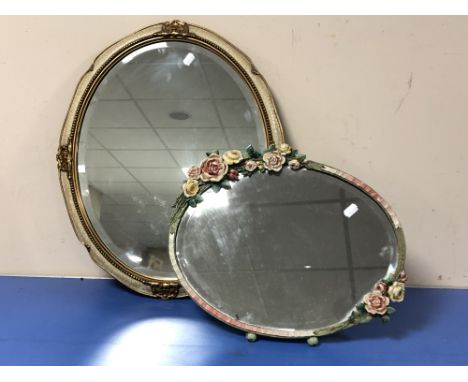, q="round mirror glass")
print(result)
[78,41,265,278]
[171,166,403,337]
